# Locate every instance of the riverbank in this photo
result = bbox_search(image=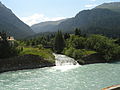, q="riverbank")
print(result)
[77,53,106,65]
[0,54,55,73]
[0,51,118,73]
[67,53,120,65]
[0,59,119,90]
[0,47,55,73]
